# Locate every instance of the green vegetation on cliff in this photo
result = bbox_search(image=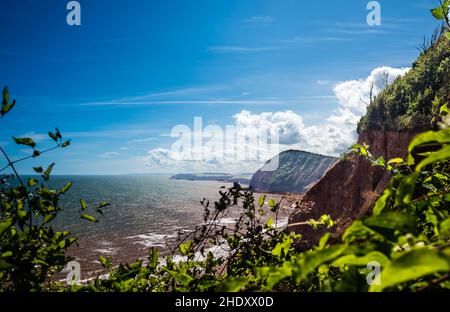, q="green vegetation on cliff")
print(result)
[358,30,450,133]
